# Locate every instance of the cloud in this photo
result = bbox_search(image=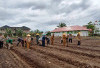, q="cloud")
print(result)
[0,0,100,31]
